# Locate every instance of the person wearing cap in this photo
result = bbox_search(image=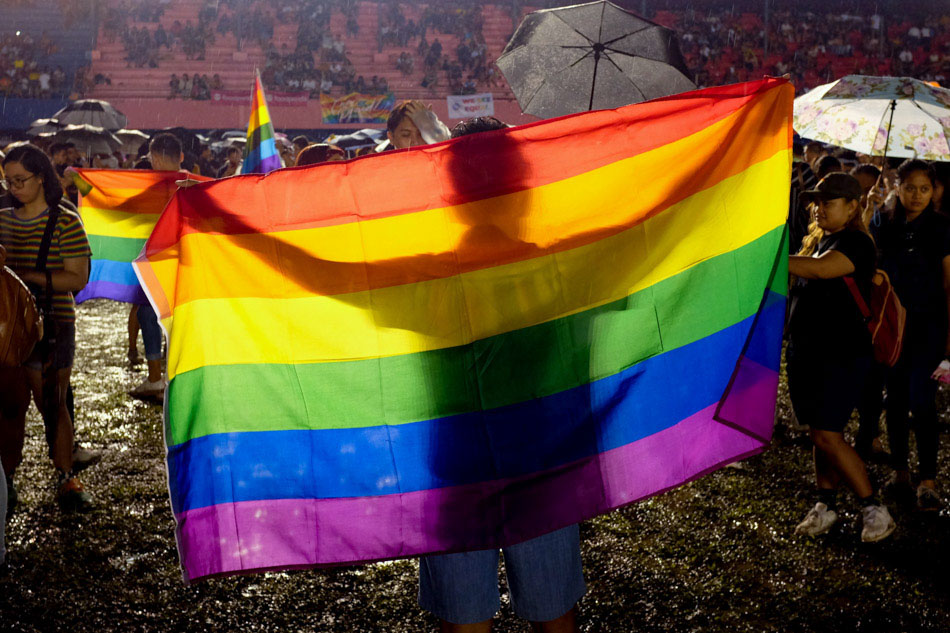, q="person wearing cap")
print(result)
[786,172,896,543]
